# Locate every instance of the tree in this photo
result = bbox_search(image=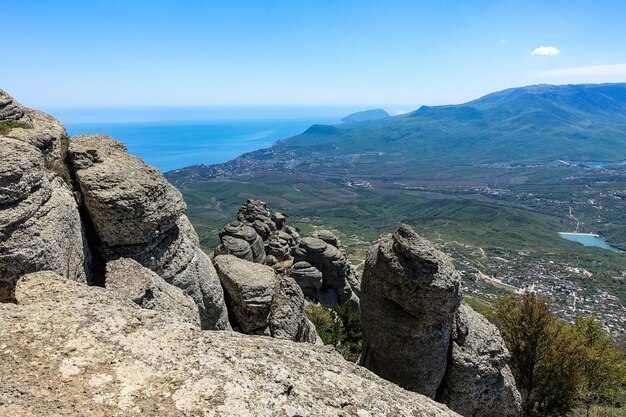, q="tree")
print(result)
[489,293,586,416]
[574,317,626,417]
